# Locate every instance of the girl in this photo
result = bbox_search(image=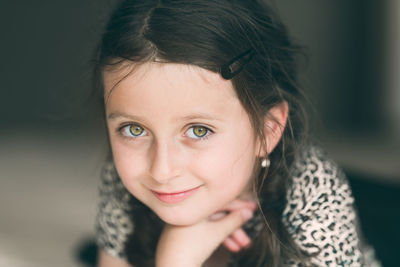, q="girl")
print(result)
[94,0,380,266]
